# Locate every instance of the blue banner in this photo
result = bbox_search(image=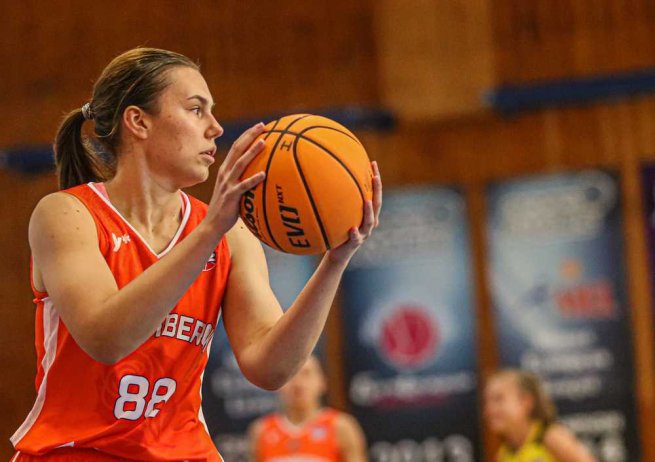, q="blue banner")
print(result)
[202,247,316,462]
[487,170,639,462]
[341,186,480,462]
